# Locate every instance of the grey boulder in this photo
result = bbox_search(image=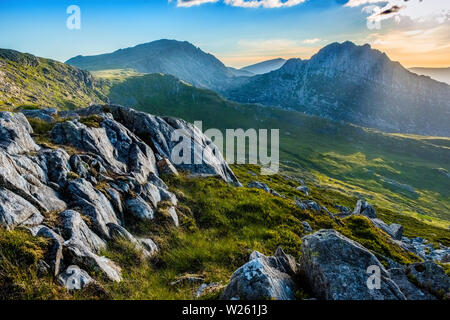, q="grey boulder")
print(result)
[301,229,405,300]
[221,248,298,300]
